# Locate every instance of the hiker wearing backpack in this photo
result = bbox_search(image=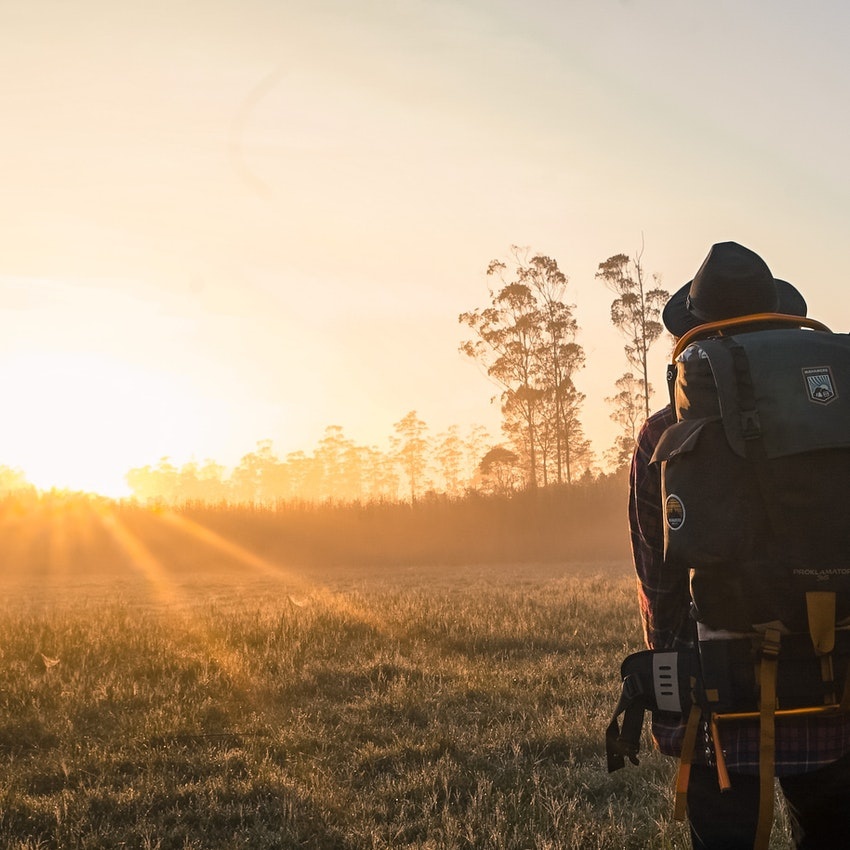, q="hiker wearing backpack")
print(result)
[613,242,850,849]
